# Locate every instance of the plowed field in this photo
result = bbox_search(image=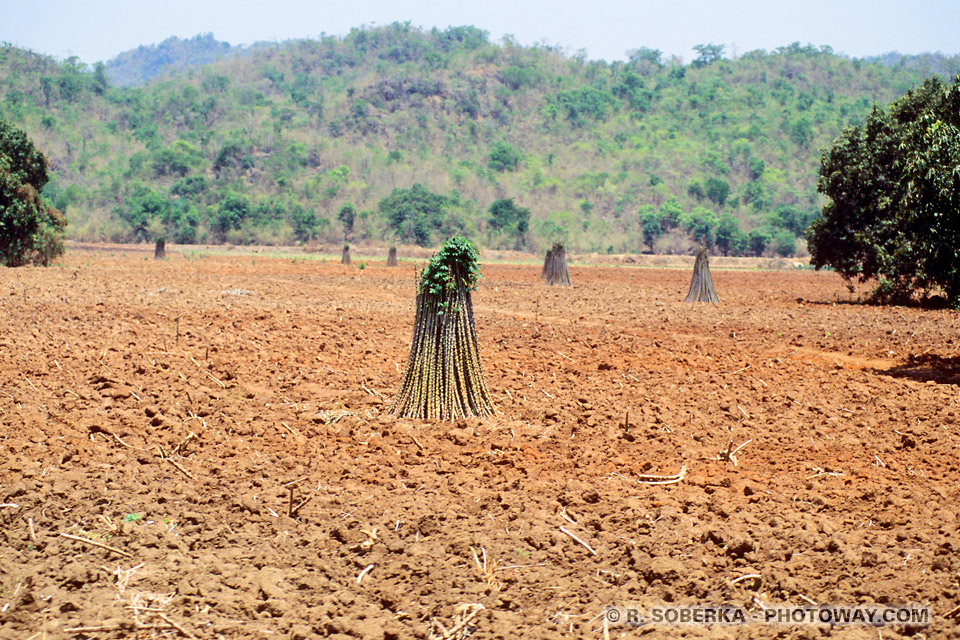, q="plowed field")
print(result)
[2,247,959,639]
